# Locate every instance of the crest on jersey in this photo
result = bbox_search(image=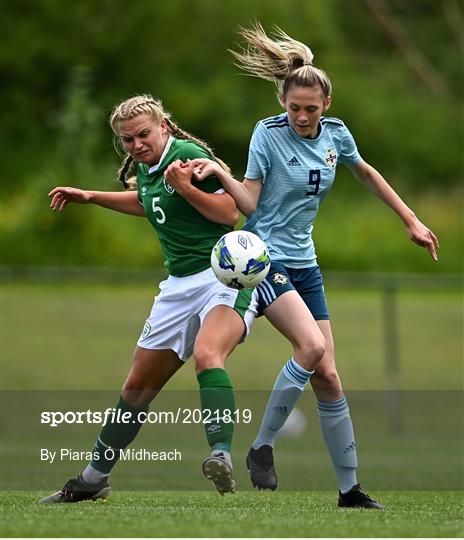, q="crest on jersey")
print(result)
[272,273,288,285]
[163,176,175,194]
[325,148,337,168]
